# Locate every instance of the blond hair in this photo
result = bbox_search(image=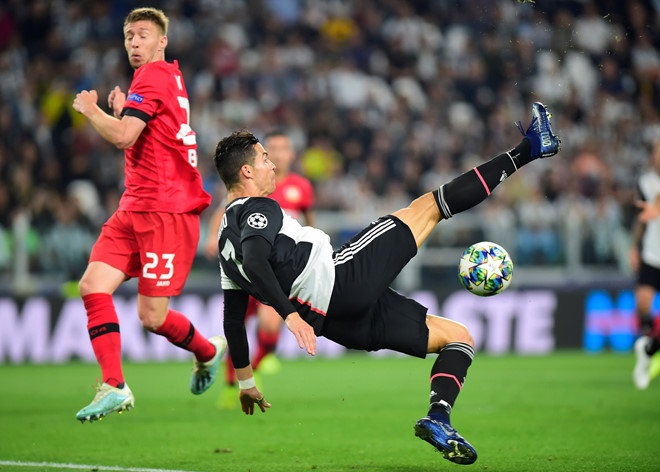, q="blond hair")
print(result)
[124,7,169,36]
